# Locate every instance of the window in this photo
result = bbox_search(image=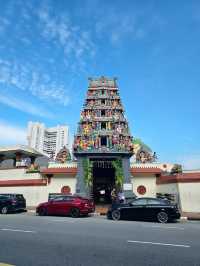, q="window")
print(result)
[52,196,65,201]
[62,196,74,202]
[101,99,105,105]
[101,122,106,130]
[101,136,107,146]
[101,110,105,117]
[147,199,164,205]
[0,195,8,200]
[132,198,148,205]
[15,195,24,200]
